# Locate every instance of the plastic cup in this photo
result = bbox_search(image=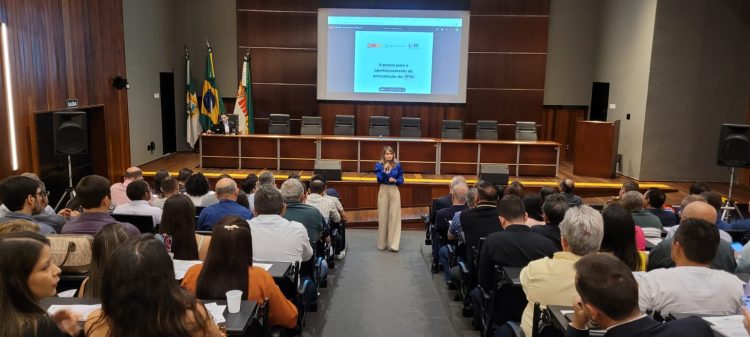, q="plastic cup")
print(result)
[225,290,243,313]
